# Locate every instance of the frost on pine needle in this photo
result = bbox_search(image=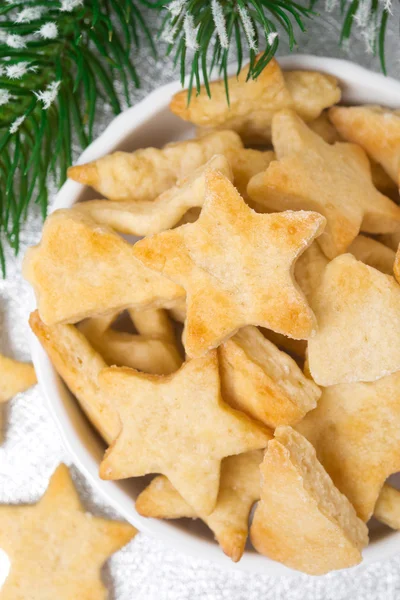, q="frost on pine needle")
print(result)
[325,0,339,13]
[37,23,58,40]
[34,81,61,110]
[15,7,47,23]
[238,5,258,52]
[184,14,199,50]
[167,0,187,17]
[379,0,393,13]
[354,0,371,28]
[211,0,228,49]
[60,0,84,12]
[6,34,26,49]
[5,62,35,79]
[9,116,25,135]
[0,90,11,107]
[162,14,185,44]
[267,32,278,46]
[361,19,378,54]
